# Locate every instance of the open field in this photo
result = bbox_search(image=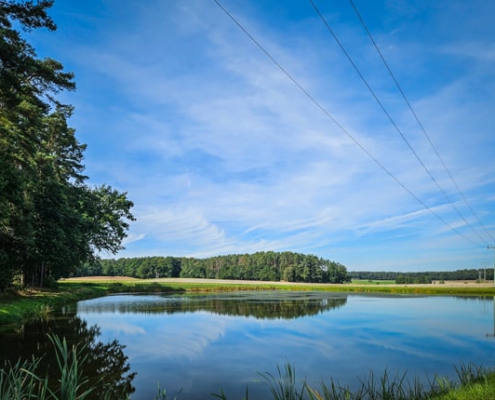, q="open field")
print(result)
[63,276,495,288]
[60,276,495,297]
